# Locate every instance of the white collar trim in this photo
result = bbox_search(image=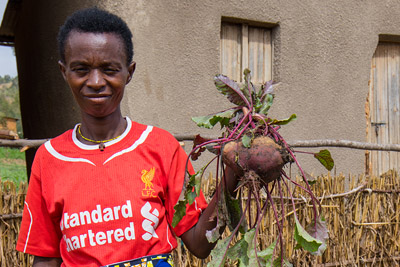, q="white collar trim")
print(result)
[72,117,132,150]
